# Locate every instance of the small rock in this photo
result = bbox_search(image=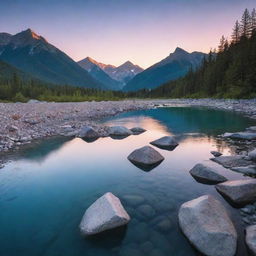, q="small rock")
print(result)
[245,225,256,255]
[8,125,18,132]
[108,126,132,137]
[79,192,130,236]
[212,155,253,168]
[210,151,222,157]
[137,204,156,218]
[79,126,99,141]
[178,195,237,256]
[223,132,256,140]
[216,179,256,207]
[130,127,146,135]
[127,146,164,171]
[249,149,256,162]
[231,166,256,175]
[189,161,228,184]
[122,195,145,207]
[150,136,178,150]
